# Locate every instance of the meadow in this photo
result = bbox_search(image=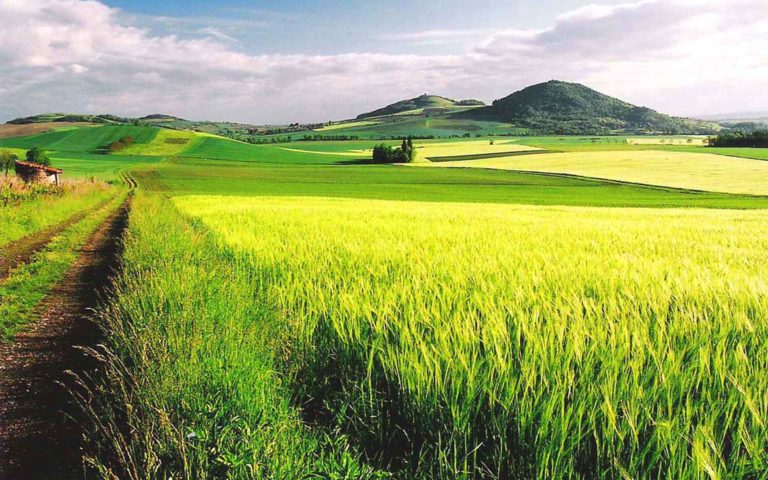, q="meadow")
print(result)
[0,125,159,153]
